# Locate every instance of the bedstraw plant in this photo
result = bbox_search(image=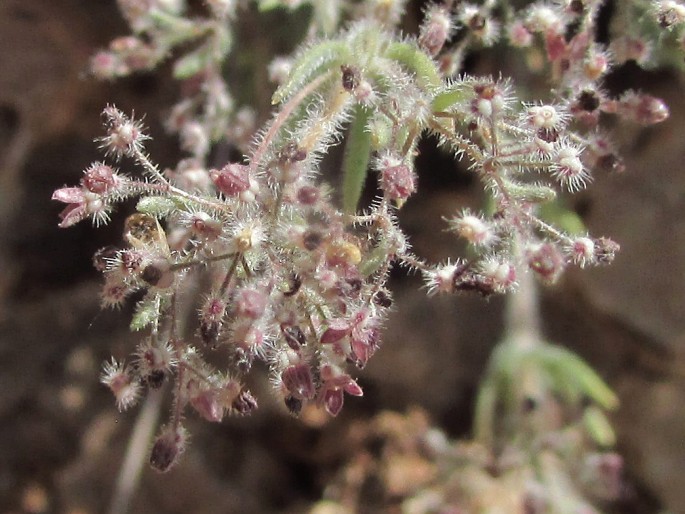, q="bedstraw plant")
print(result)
[52,1,678,506]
